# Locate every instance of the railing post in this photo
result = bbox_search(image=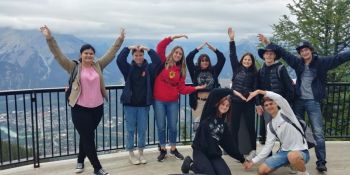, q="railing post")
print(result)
[30,92,40,168]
